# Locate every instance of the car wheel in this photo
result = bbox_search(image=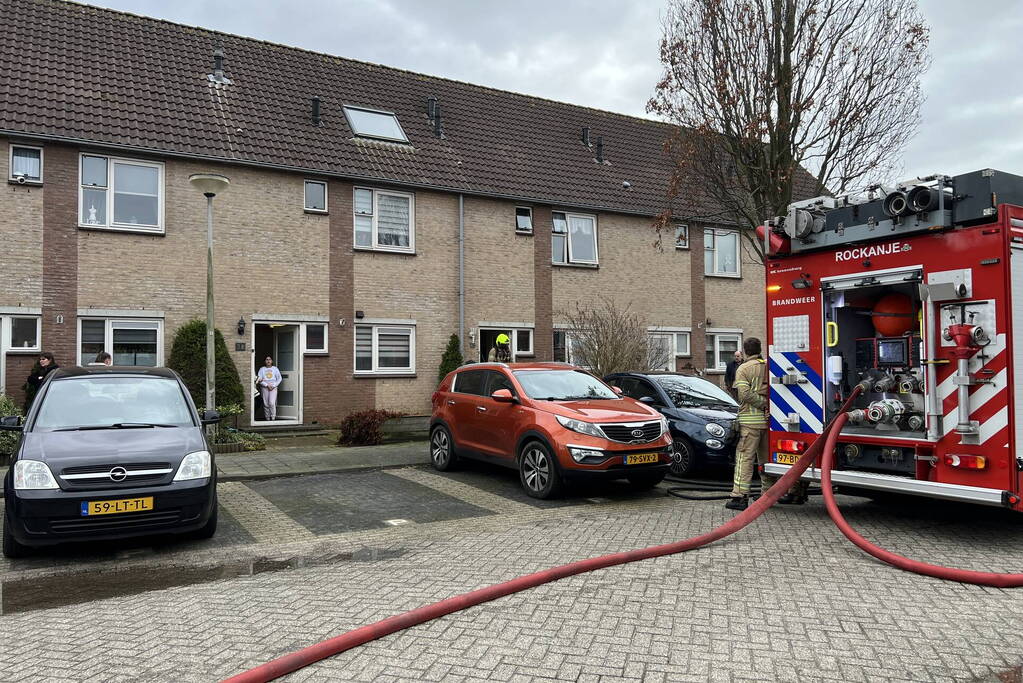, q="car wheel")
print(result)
[627,471,666,490]
[519,441,563,499]
[191,501,218,540]
[669,437,697,477]
[2,516,30,559]
[430,426,458,471]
